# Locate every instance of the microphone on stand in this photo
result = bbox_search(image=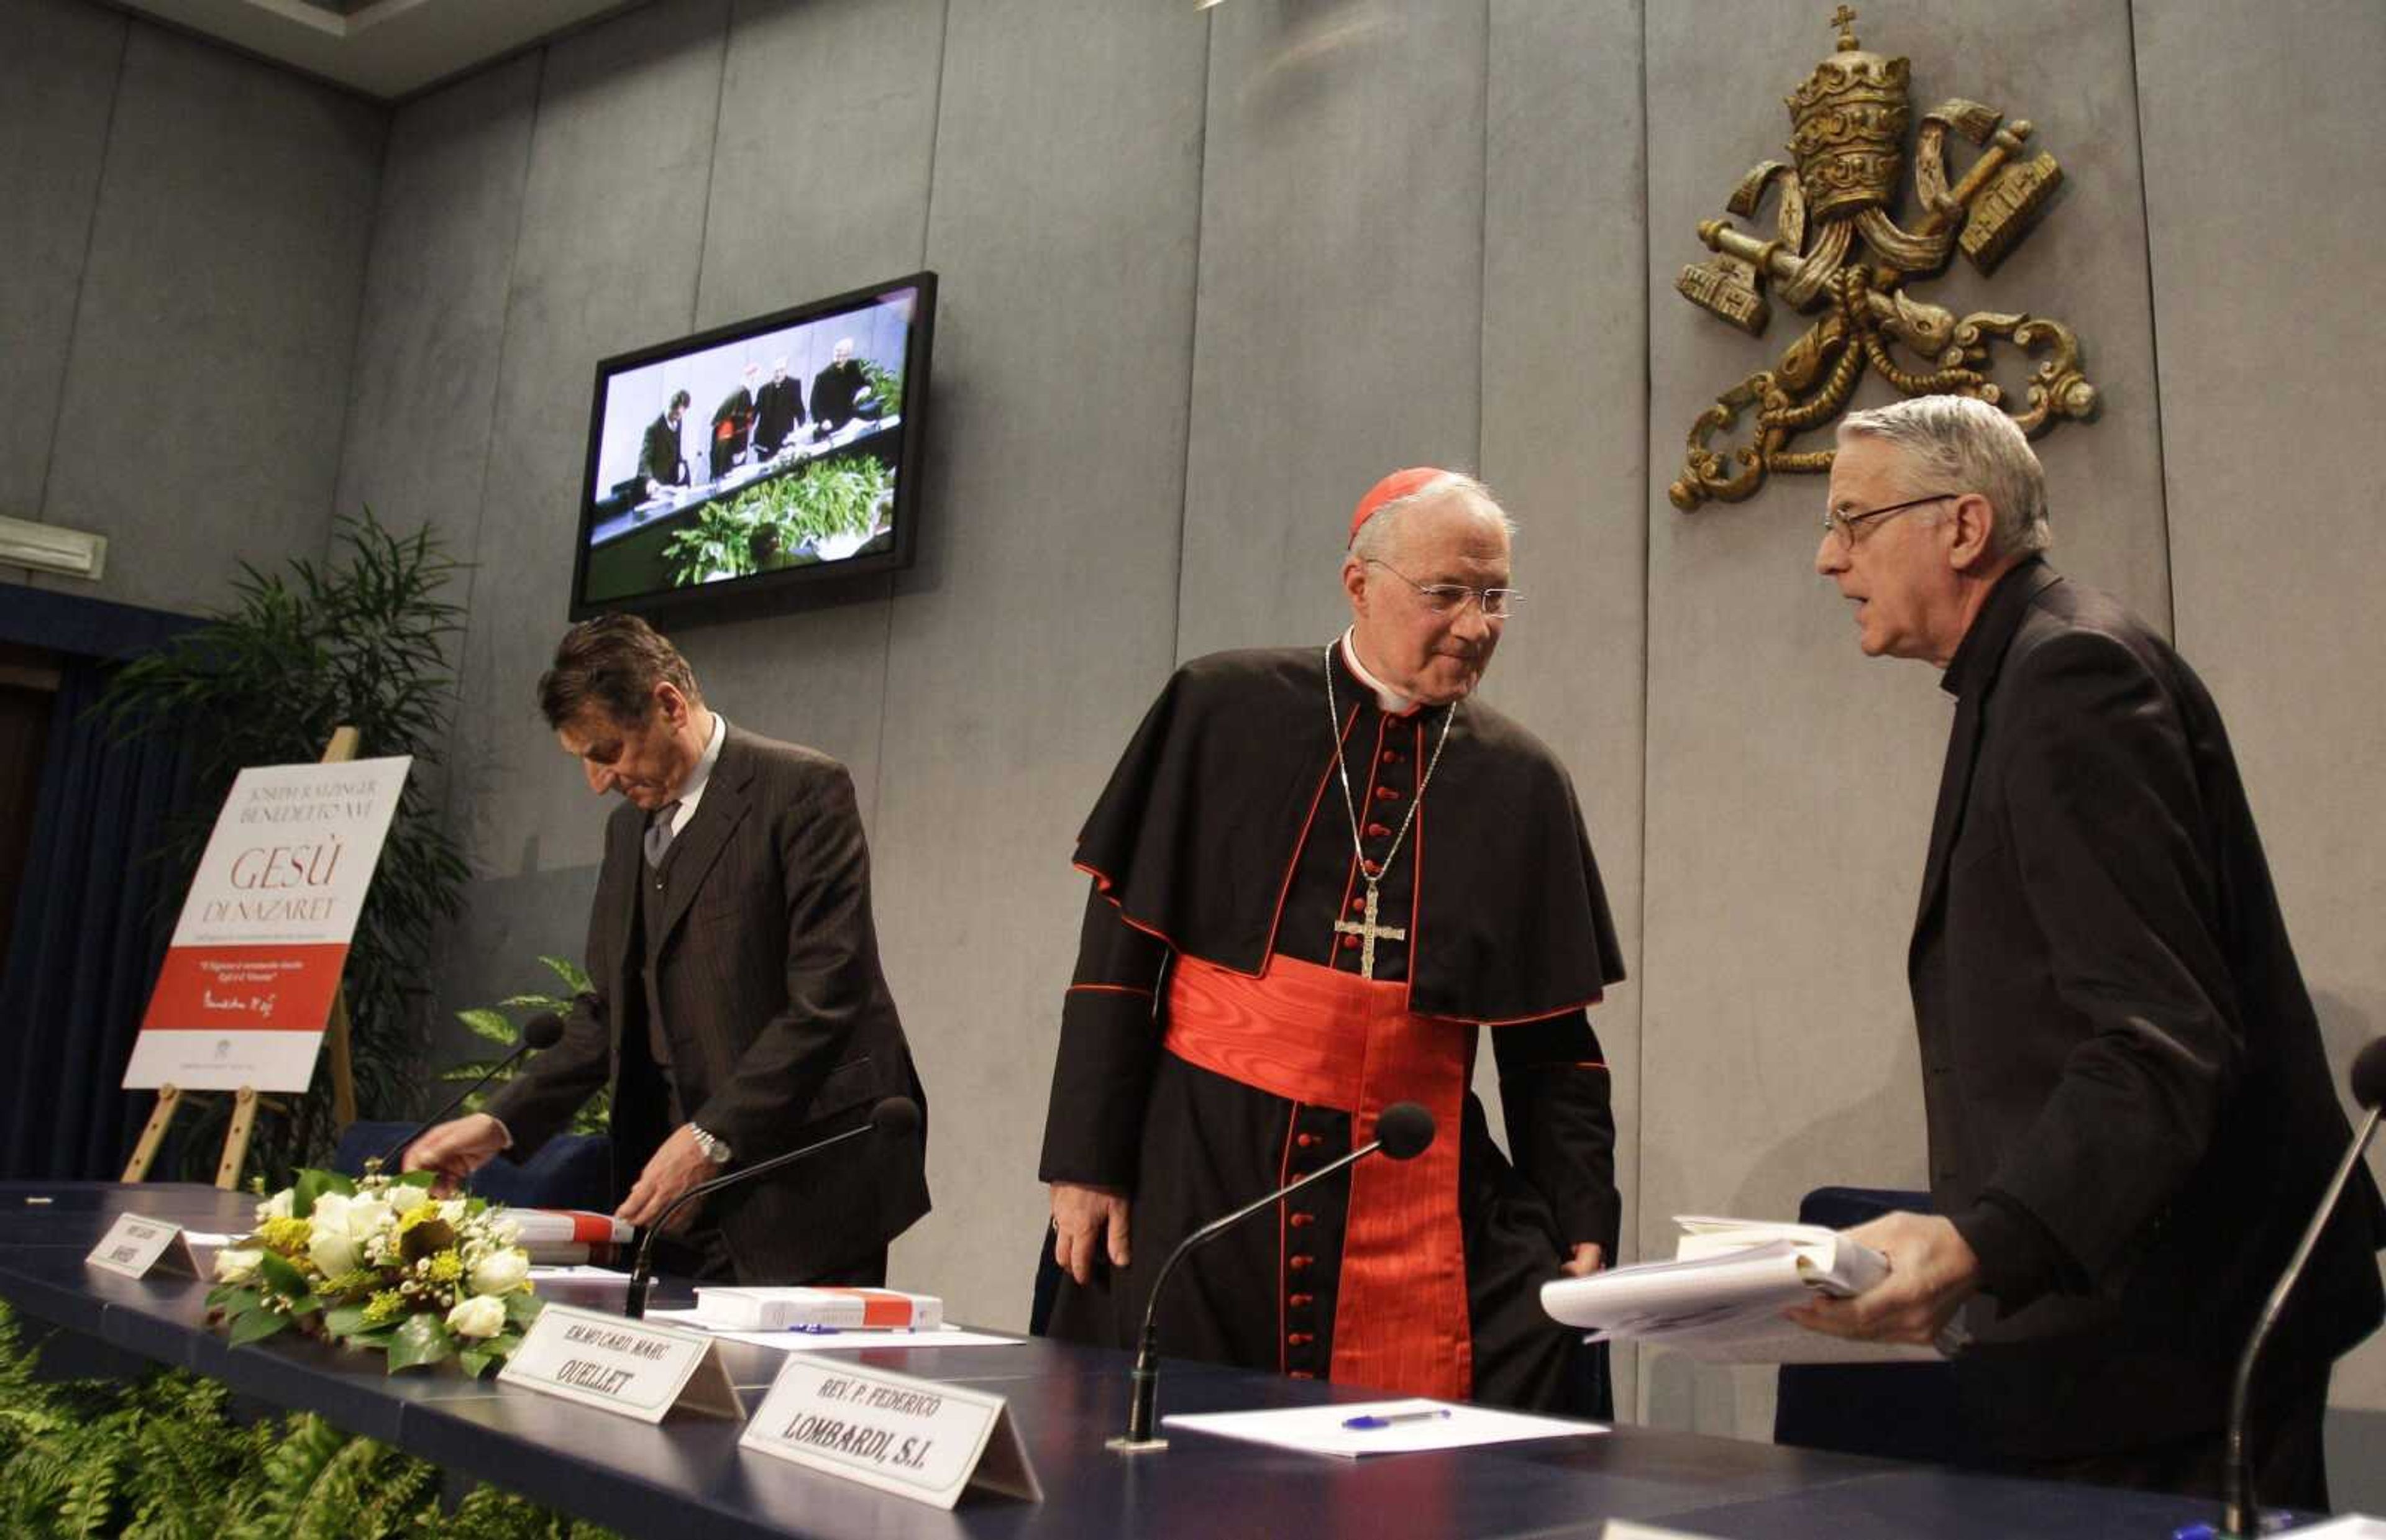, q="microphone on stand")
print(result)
[623,1096,922,1319]
[1108,1101,1437,1452]
[2219,1036,2386,1539]
[377,1012,566,1172]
